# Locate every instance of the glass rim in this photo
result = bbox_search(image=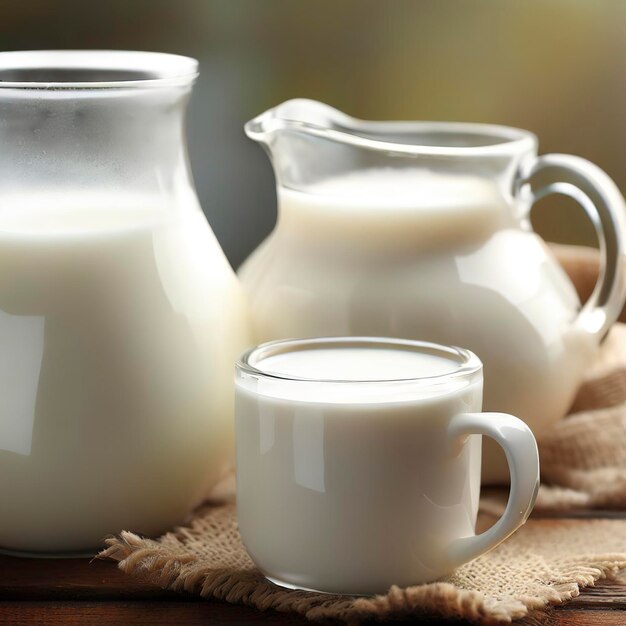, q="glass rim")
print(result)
[246,102,537,158]
[0,50,199,90]
[237,337,483,385]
